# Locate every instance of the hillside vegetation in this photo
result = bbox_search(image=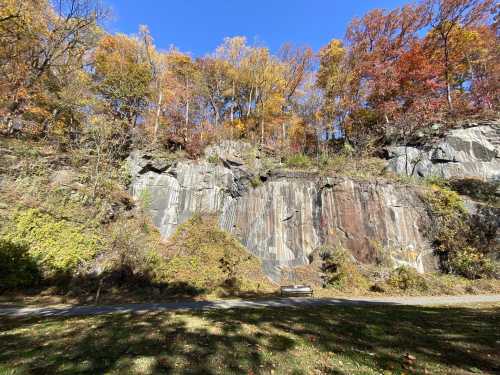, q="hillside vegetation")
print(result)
[0,137,273,301]
[0,0,499,300]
